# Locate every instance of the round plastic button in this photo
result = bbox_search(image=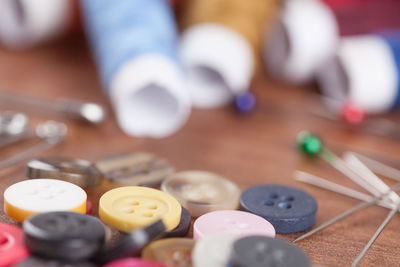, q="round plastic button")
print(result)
[229,236,311,267]
[161,171,240,217]
[13,256,96,267]
[0,223,29,266]
[86,197,93,215]
[4,179,87,222]
[23,211,106,261]
[96,152,174,188]
[192,233,236,267]
[240,184,318,234]
[165,207,191,238]
[27,157,104,188]
[142,238,195,267]
[193,210,275,240]
[94,220,166,264]
[104,258,167,267]
[99,186,181,232]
